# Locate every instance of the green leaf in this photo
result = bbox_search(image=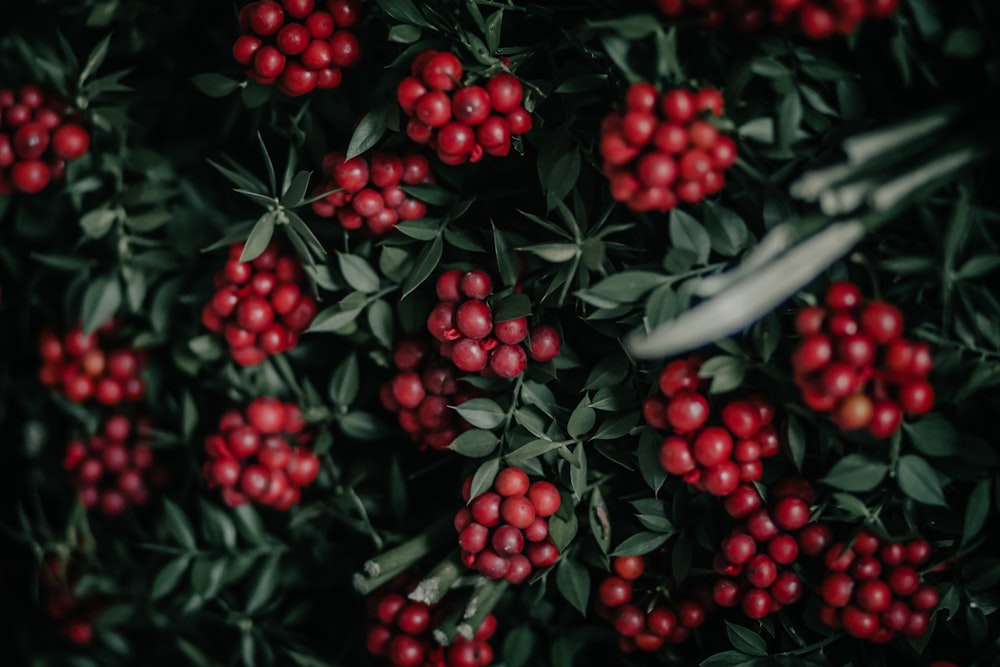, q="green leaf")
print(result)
[502,625,536,667]
[567,398,596,440]
[637,429,667,493]
[786,415,805,471]
[280,170,313,207]
[726,622,767,656]
[388,24,421,43]
[492,292,531,323]
[555,559,590,615]
[449,429,499,458]
[904,414,959,457]
[80,206,118,238]
[506,439,569,464]
[200,501,237,549]
[701,651,768,667]
[339,410,395,440]
[329,355,360,407]
[583,353,631,391]
[897,455,947,506]
[81,274,122,335]
[80,34,112,83]
[400,183,452,207]
[469,457,501,501]
[820,455,888,491]
[703,202,749,257]
[493,225,520,287]
[191,73,240,98]
[669,210,710,264]
[454,398,506,430]
[151,555,191,599]
[521,242,578,263]
[308,305,364,333]
[162,498,196,549]
[346,105,390,160]
[610,531,670,556]
[697,355,747,394]
[367,299,394,349]
[402,236,443,298]
[190,558,226,598]
[375,0,432,27]
[962,479,991,546]
[583,271,669,304]
[239,215,276,263]
[956,255,1000,280]
[246,553,282,614]
[338,253,380,293]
